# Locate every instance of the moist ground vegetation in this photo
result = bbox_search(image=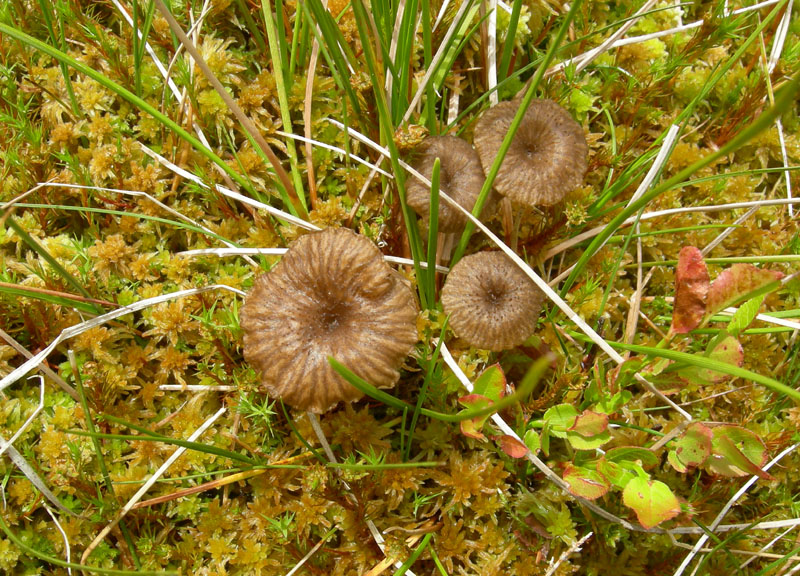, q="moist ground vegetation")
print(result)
[1,0,800,574]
